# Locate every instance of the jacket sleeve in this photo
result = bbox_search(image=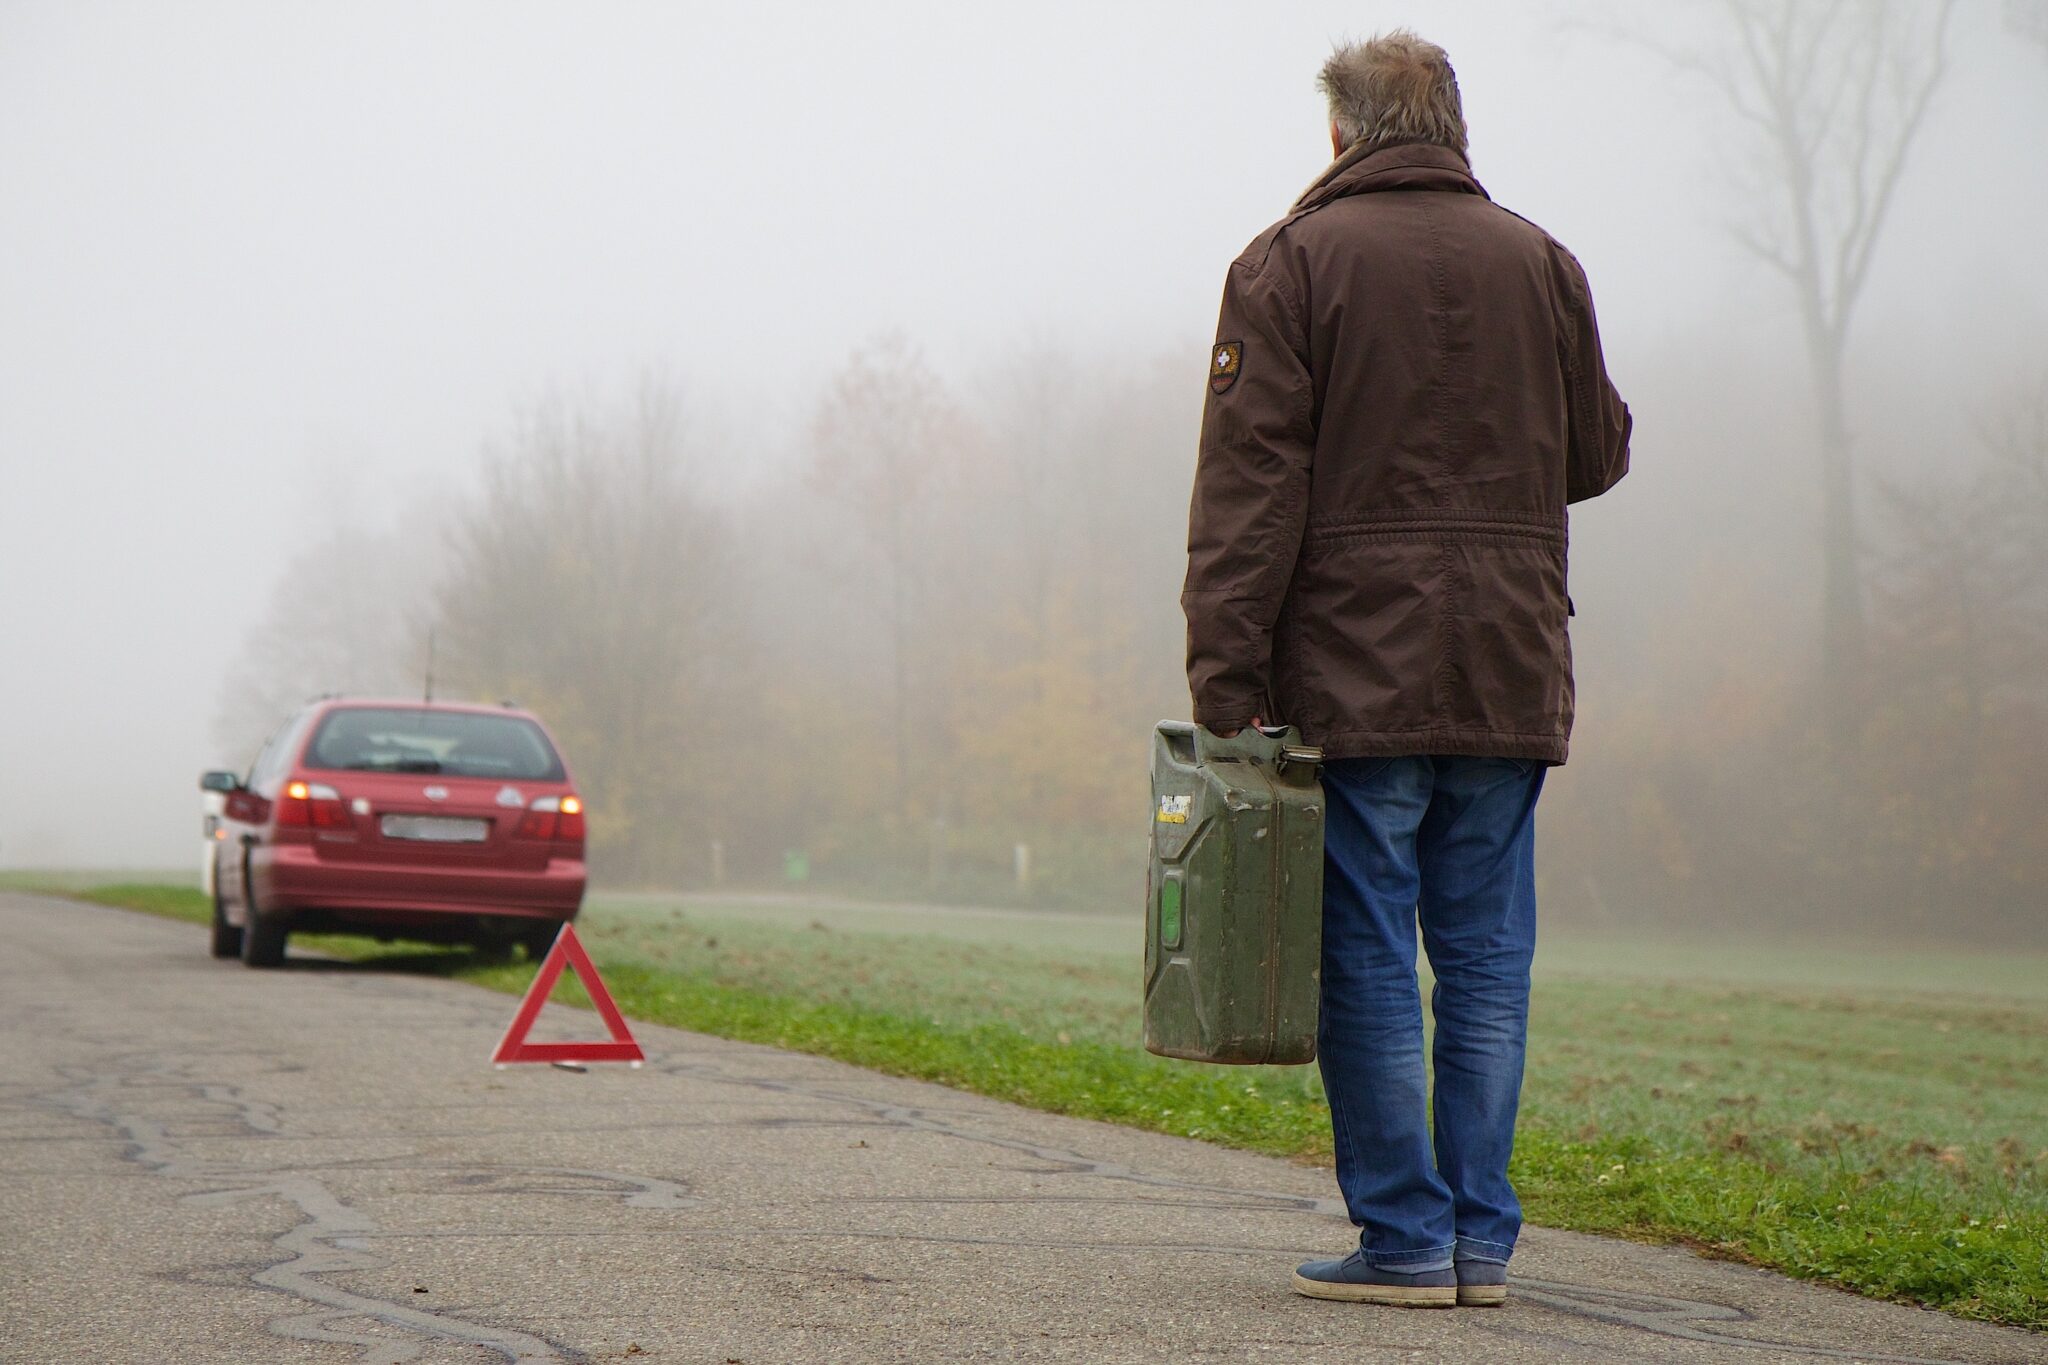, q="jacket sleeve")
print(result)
[1181,257,1315,730]
[1559,252,1632,504]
